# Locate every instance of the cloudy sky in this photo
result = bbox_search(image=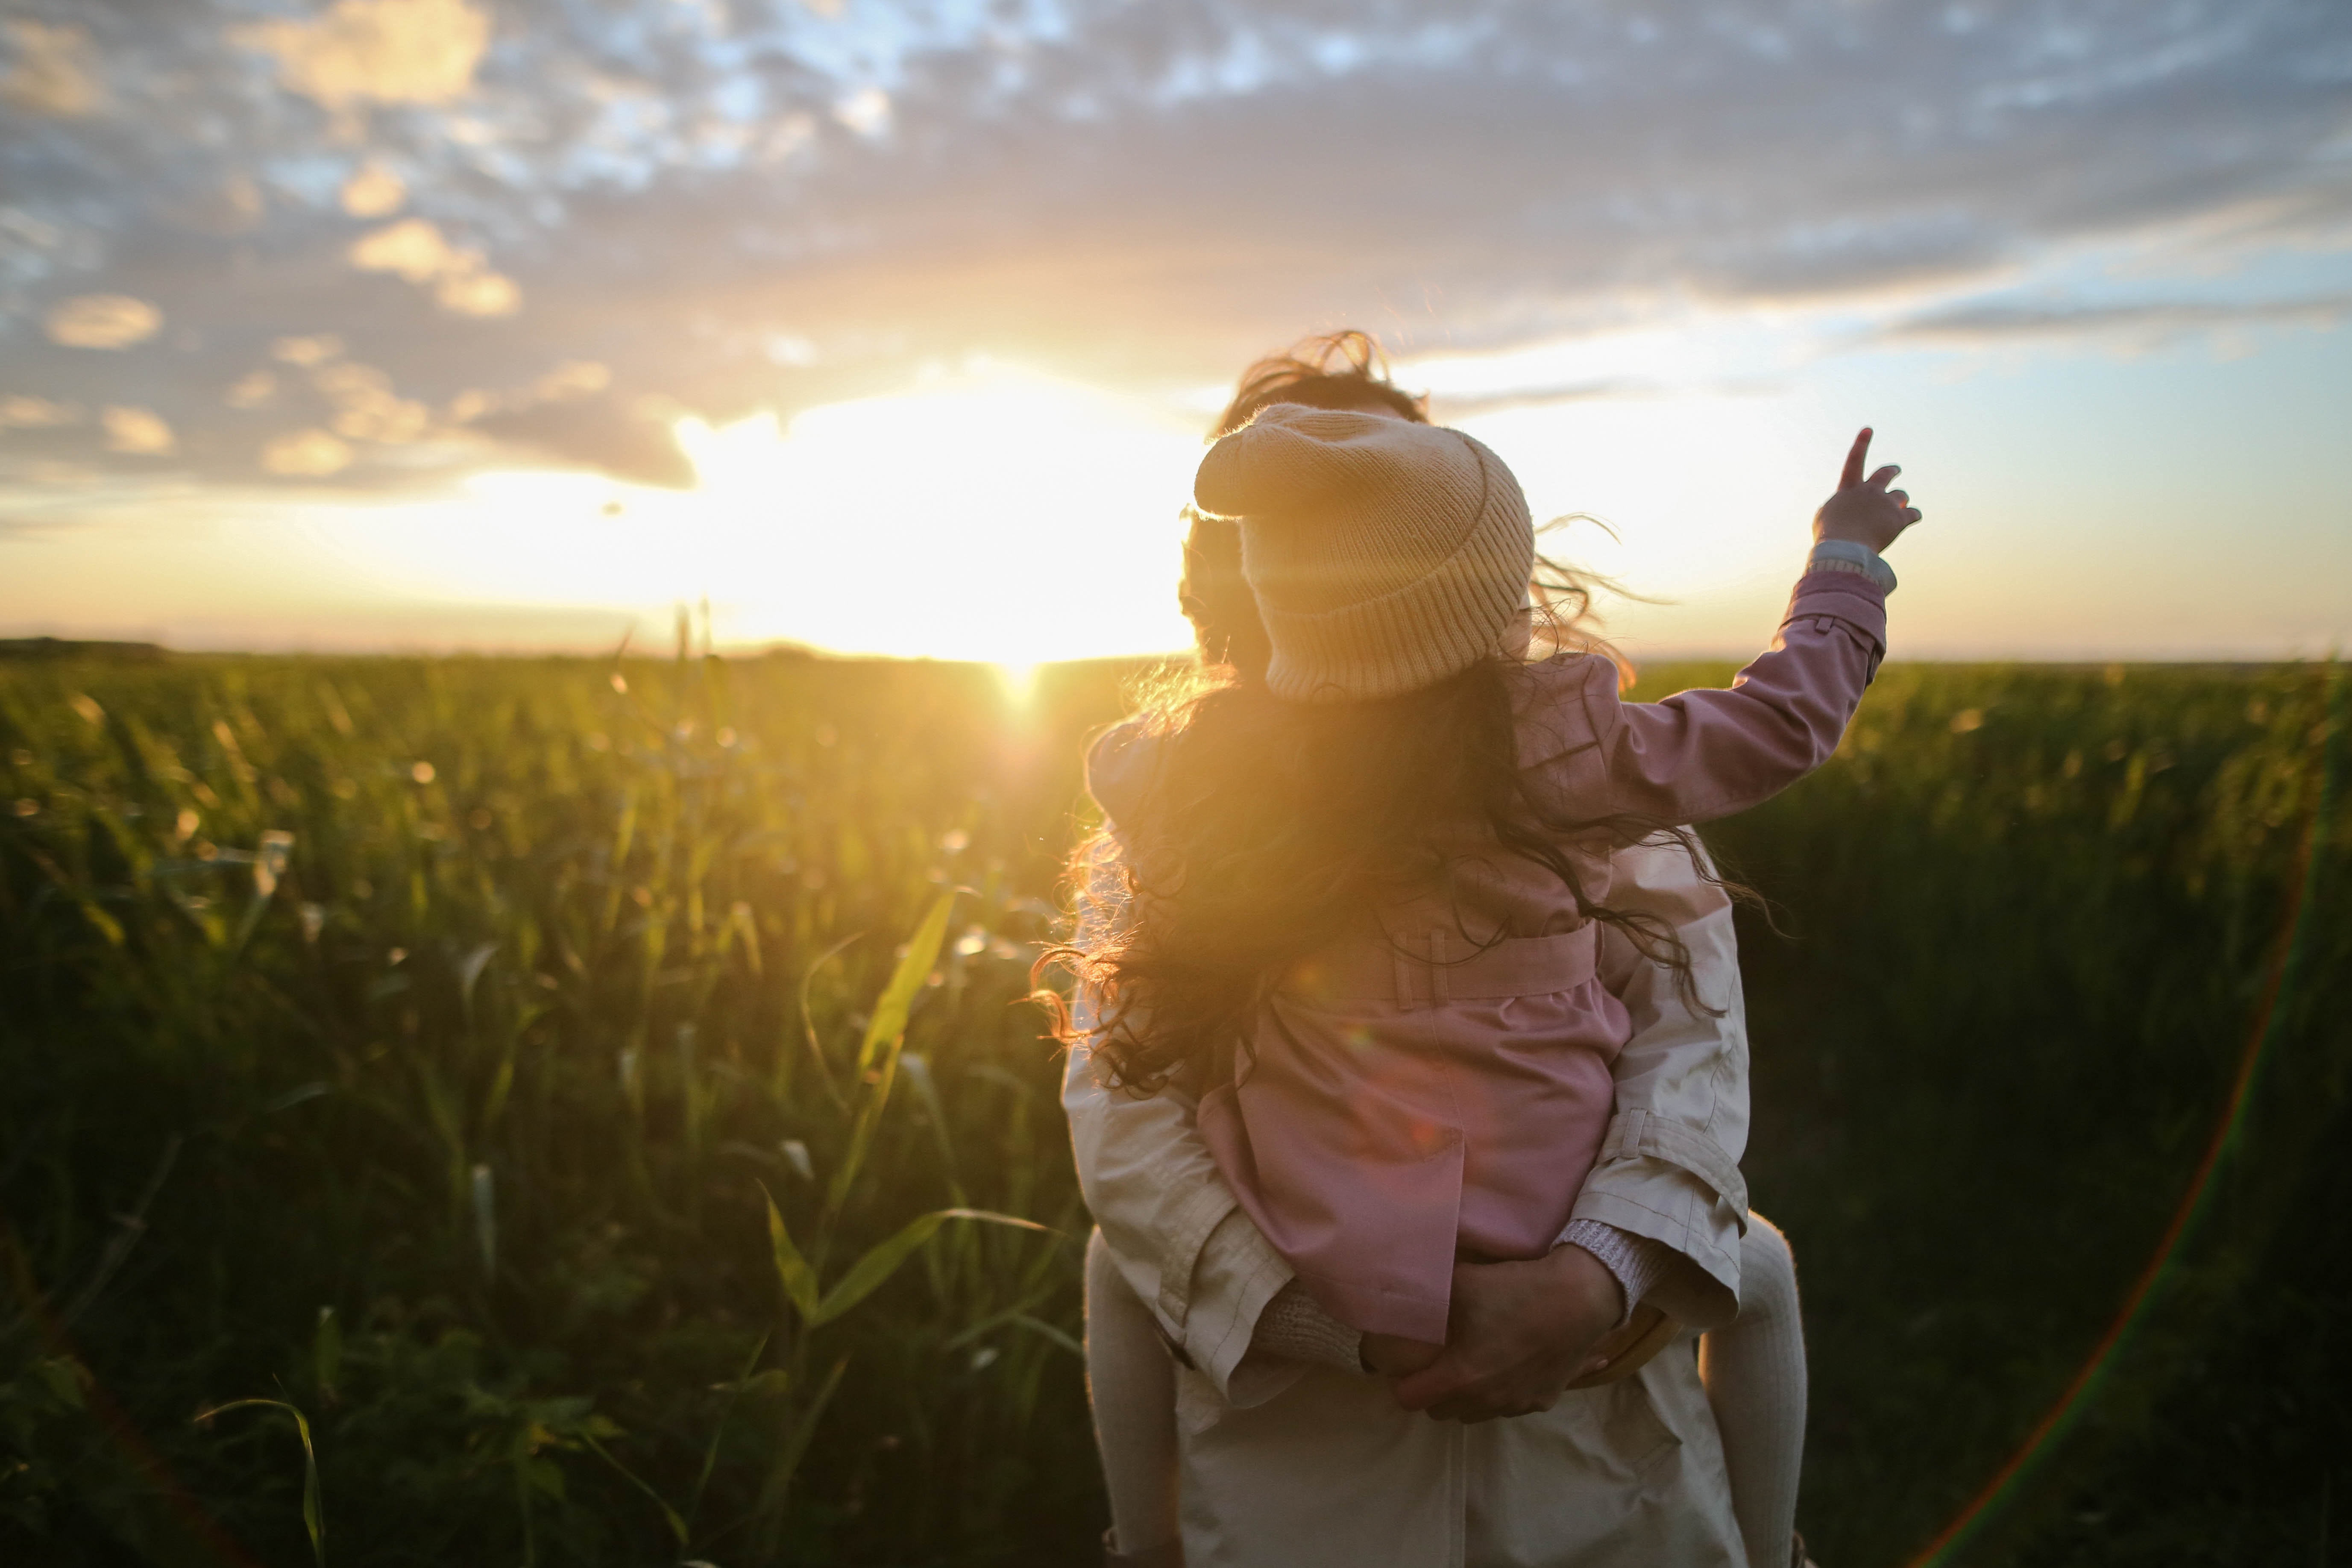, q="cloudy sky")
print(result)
[3,0,2347,661]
